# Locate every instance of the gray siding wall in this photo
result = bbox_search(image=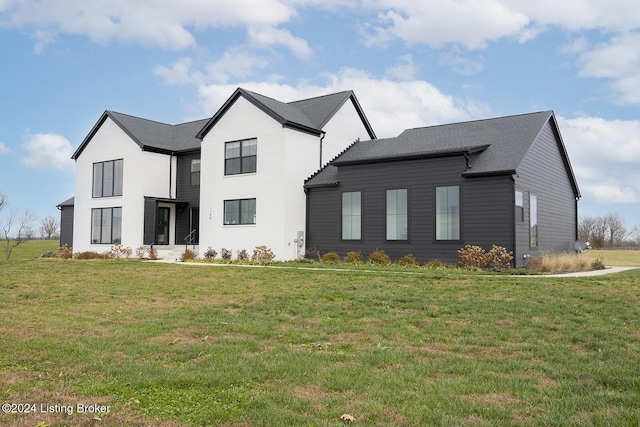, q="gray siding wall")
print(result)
[59,206,74,247]
[514,121,577,266]
[176,152,201,243]
[306,156,516,264]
